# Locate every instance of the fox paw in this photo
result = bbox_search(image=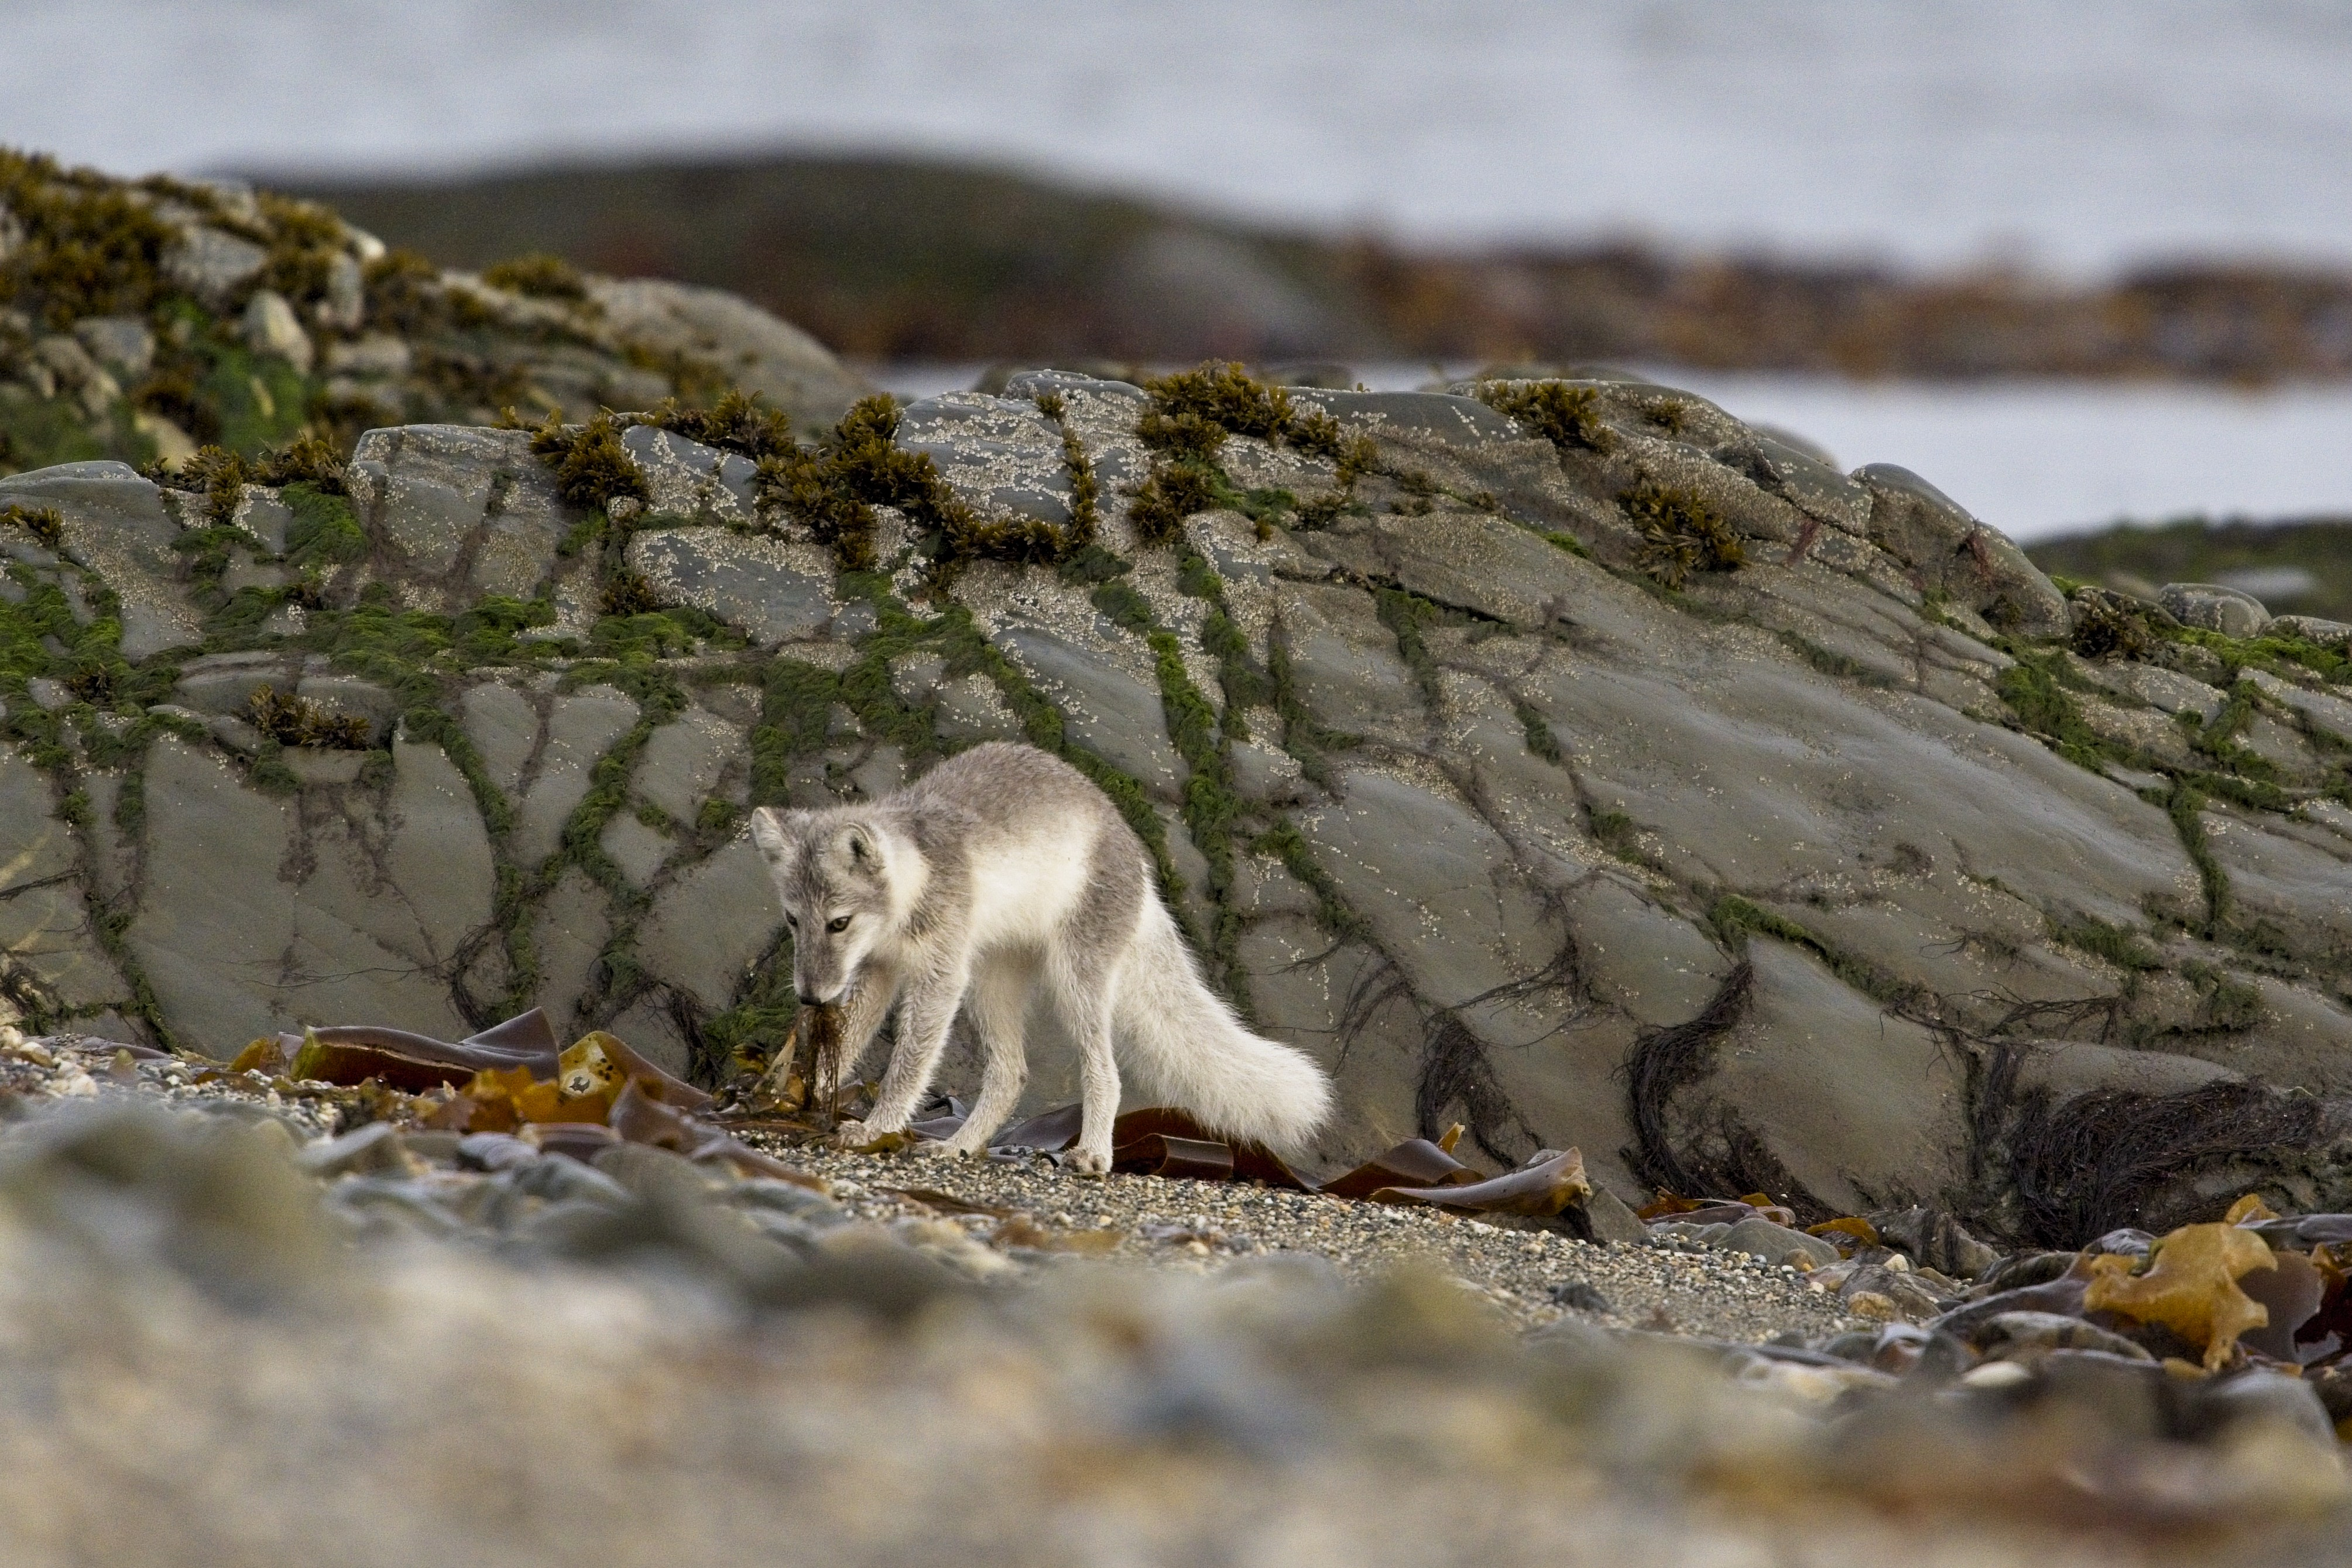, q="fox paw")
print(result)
[832,1119,909,1152]
[910,1137,966,1160]
[1061,1145,1111,1176]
